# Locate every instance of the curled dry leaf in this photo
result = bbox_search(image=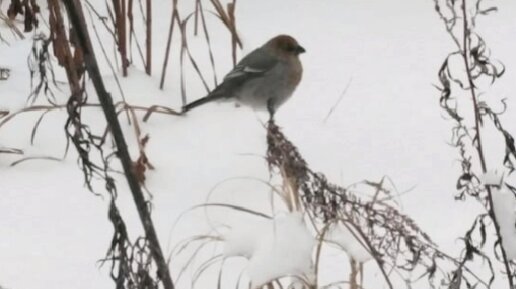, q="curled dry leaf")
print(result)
[7,0,40,32]
[132,134,154,185]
